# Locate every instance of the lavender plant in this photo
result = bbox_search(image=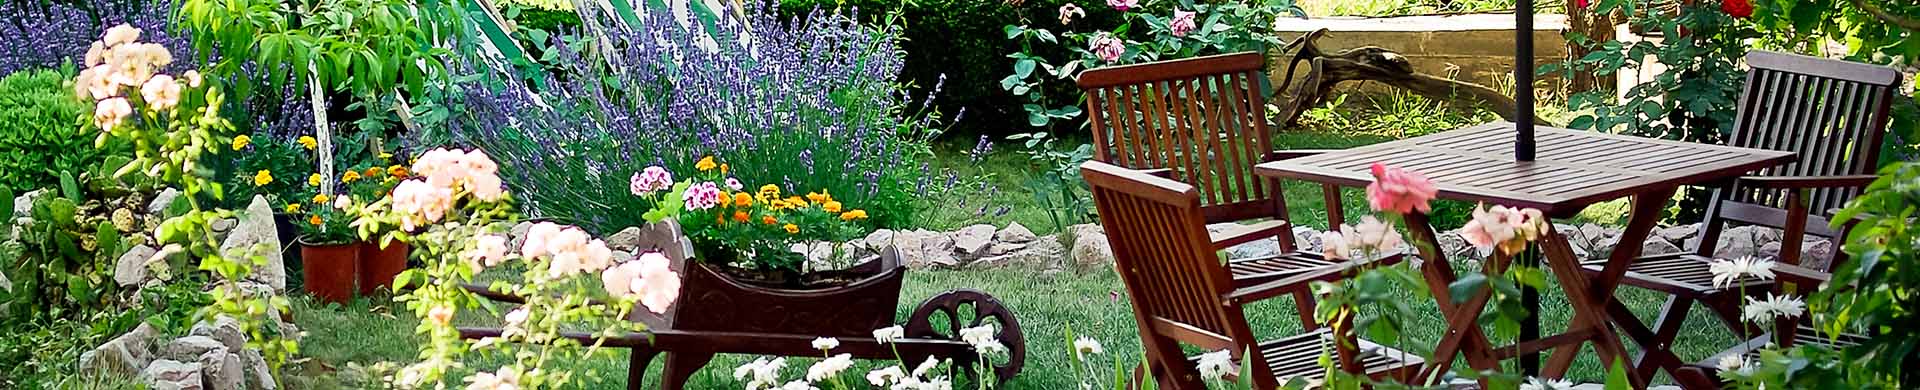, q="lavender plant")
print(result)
[0,0,190,76]
[447,2,948,234]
